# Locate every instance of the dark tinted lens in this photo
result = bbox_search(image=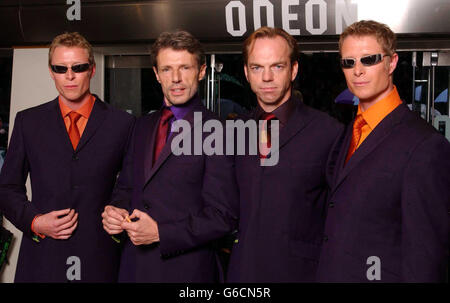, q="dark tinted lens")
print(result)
[71,63,91,73]
[360,54,382,66]
[341,58,356,68]
[51,65,68,74]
